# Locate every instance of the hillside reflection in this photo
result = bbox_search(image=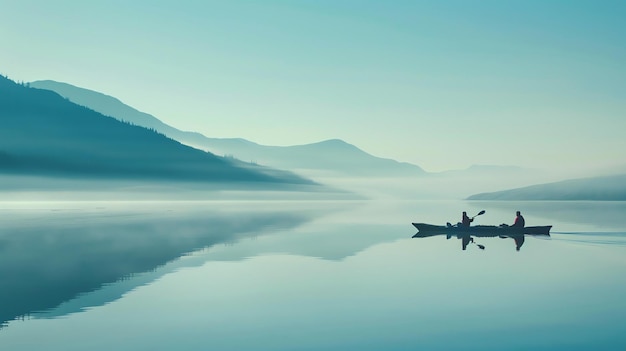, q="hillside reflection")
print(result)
[0,206,312,328]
